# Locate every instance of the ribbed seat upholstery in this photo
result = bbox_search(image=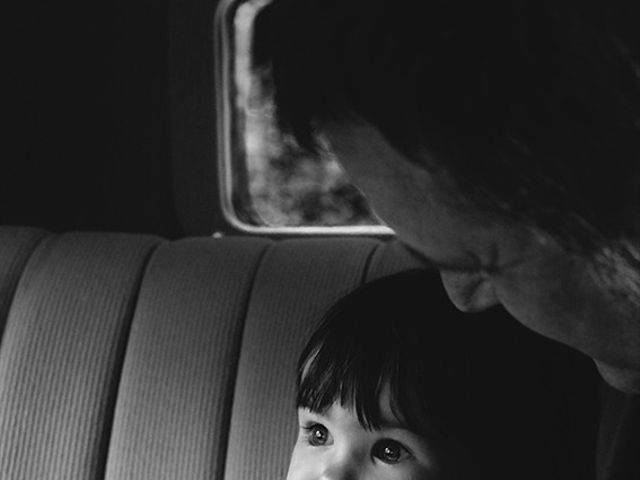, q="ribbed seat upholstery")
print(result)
[0,227,421,480]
